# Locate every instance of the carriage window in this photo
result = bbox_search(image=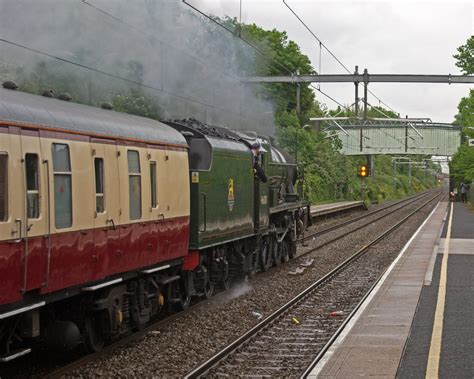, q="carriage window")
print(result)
[52,144,72,228]
[150,162,157,208]
[25,154,40,219]
[94,158,105,213]
[127,150,141,220]
[0,154,8,221]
